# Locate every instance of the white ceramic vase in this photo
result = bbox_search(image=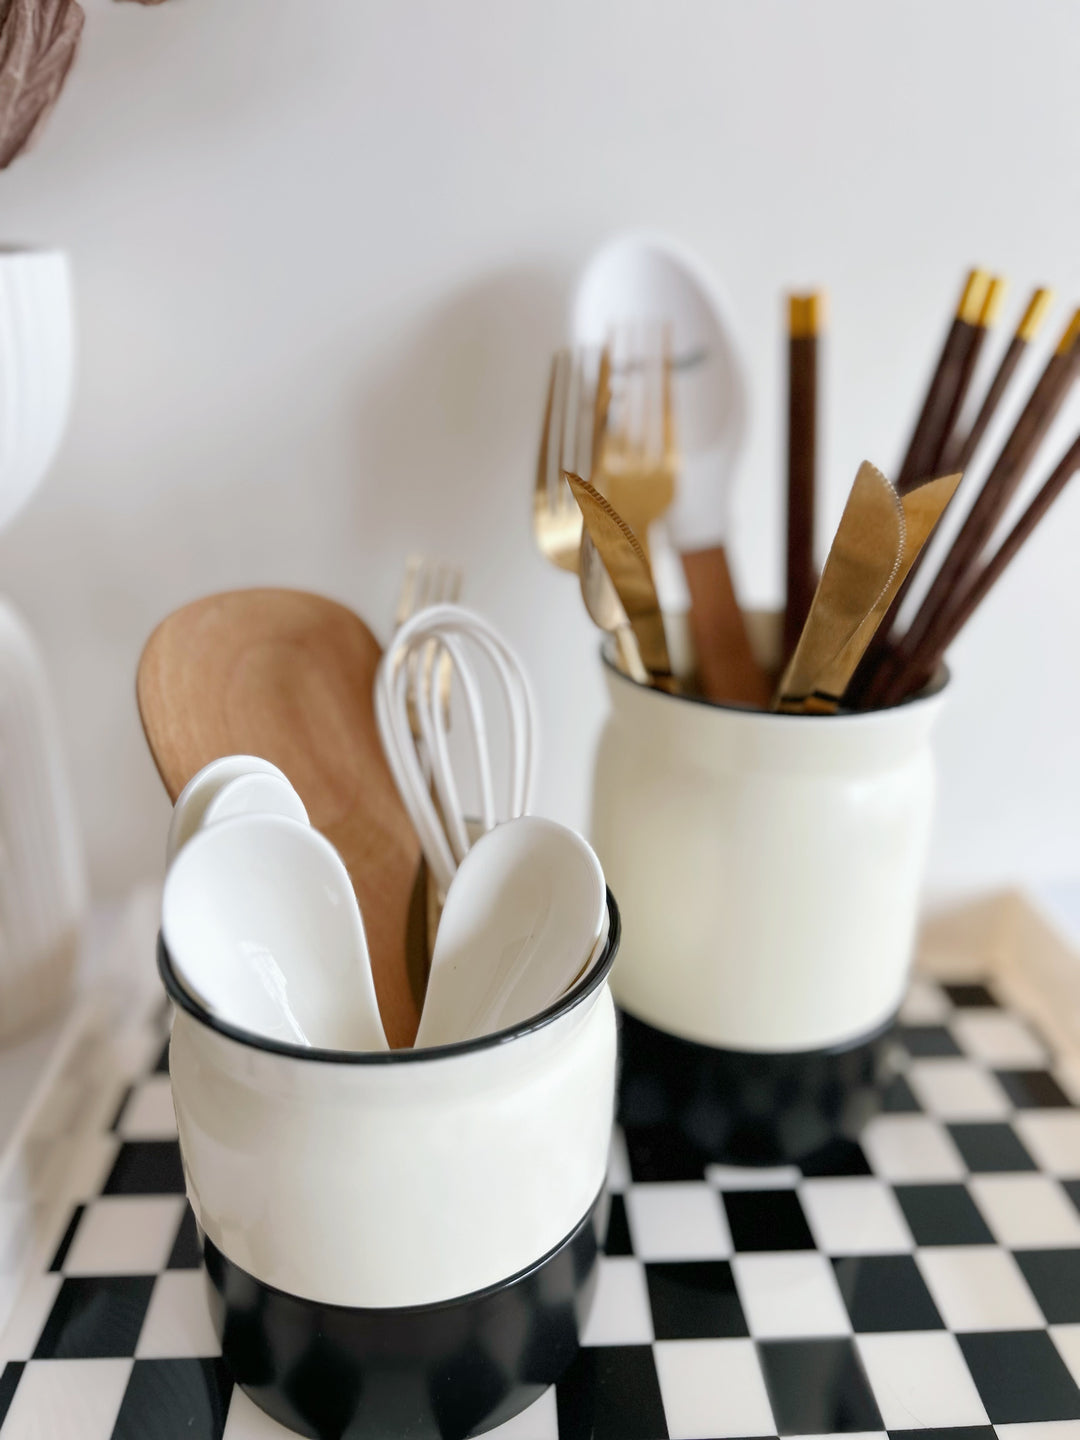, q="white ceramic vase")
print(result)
[0,249,74,532]
[0,250,85,1041]
[0,601,87,1041]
